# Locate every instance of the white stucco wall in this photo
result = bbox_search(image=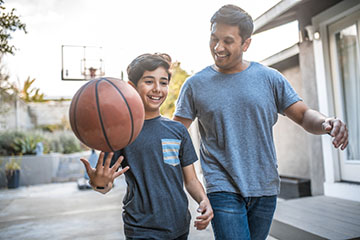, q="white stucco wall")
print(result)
[273,65,310,179]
